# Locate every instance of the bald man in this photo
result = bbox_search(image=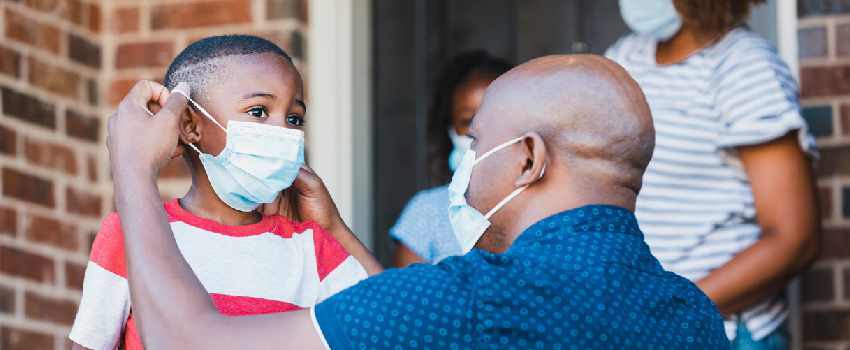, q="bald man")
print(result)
[106,55,729,349]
